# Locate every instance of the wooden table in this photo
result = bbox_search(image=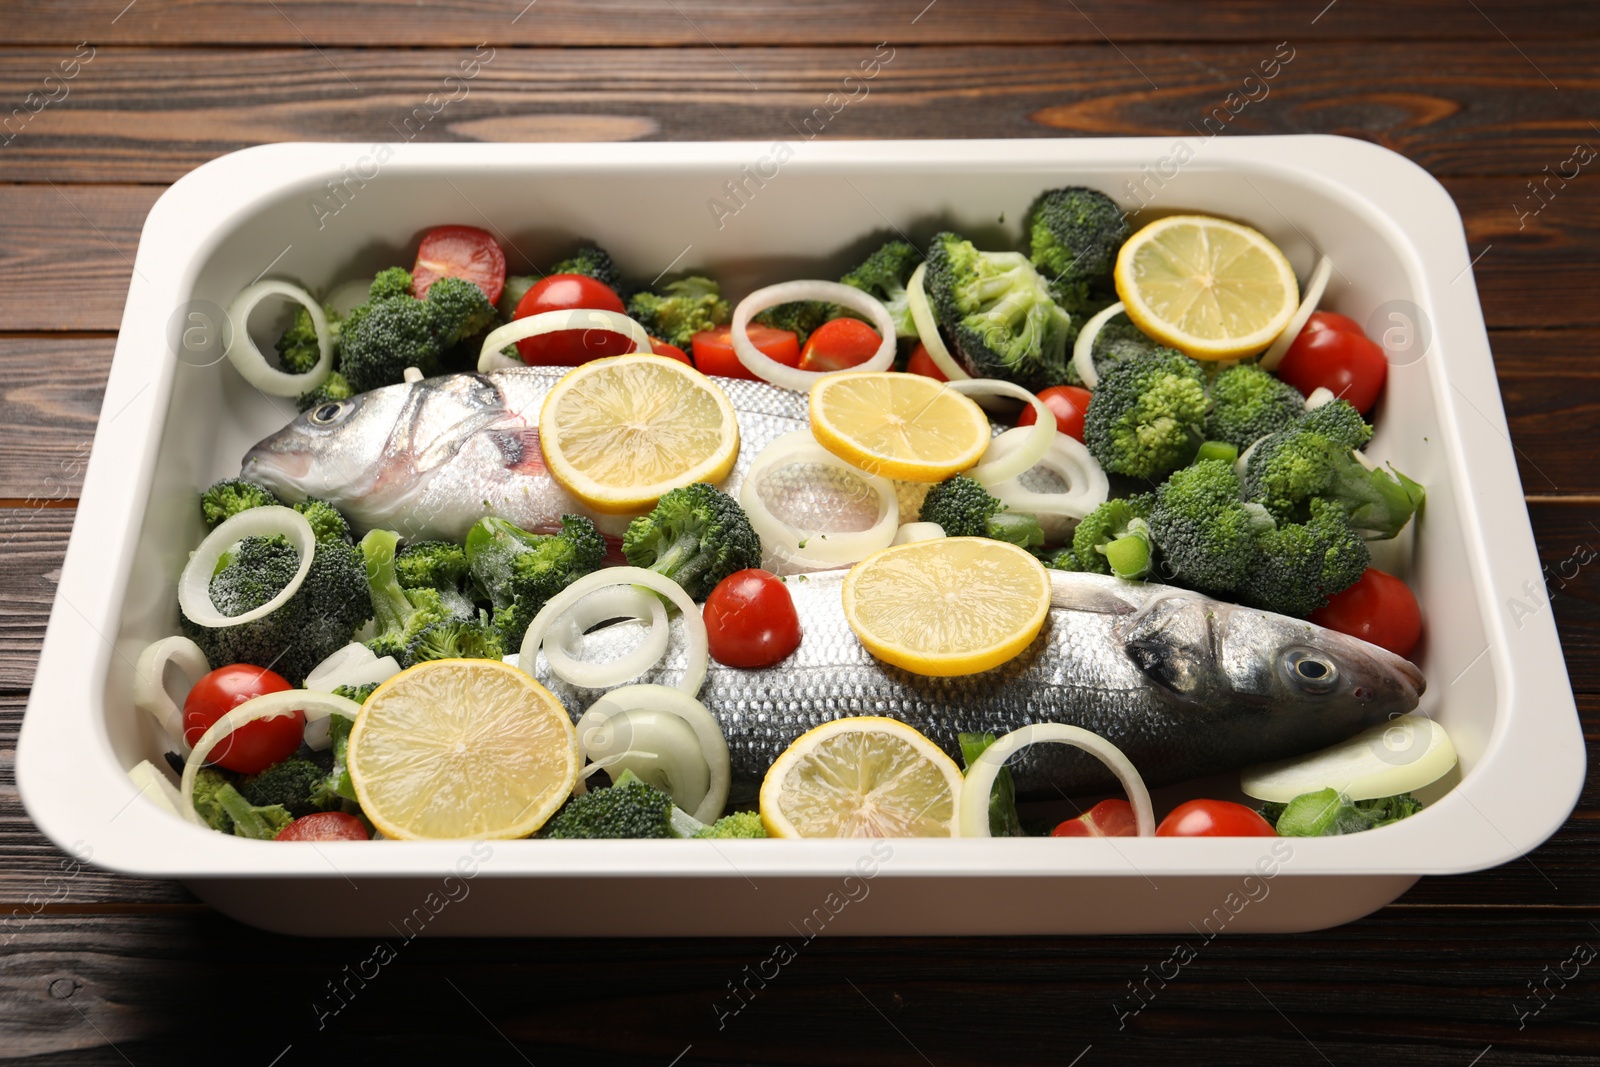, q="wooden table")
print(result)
[3,3,1597,1062]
